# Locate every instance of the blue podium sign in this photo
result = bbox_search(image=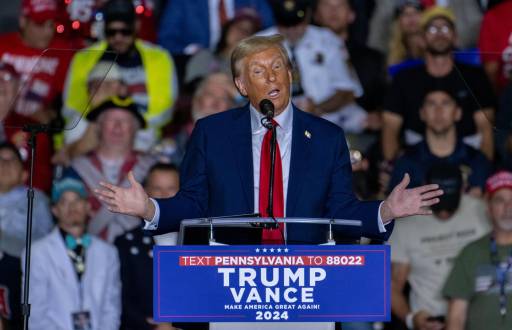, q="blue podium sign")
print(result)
[153,245,390,323]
